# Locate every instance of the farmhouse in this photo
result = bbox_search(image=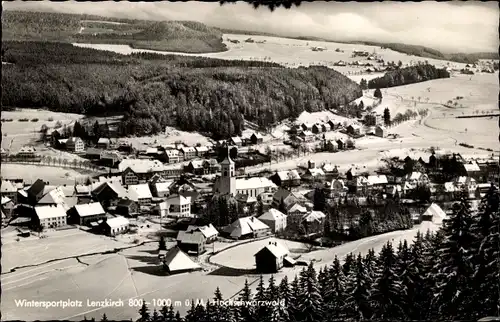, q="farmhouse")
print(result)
[270,170,301,187]
[366,175,389,188]
[180,146,197,161]
[65,137,85,153]
[258,208,287,233]
[127,184,153,205]
[302,210,327,235]
[34,204,67,229]
[185,160,205,176]
[321,123,332,132]
[166,194,192,218]
[347,124,364,136]
[224,216,270,239]
[202,159,220,174]
[312,123,324,134]
[300,123,313,131]
[37,186,74,211]
[24,179,46,206]
[329,179,348,196]
[85,148,103,160]
[461,162,482,180]
[92,182,128,209]
[102,216,130,236]
[120,160,164,185]
[186,224,219,243]
[69,202,106,225]
[100,151,122,166]
[254,241,290,273]
[325,140,339,152]
[149,177,174,198]
[116,198,139,217]
[303,168,326,181]
[336,138,346,150]
[374,125,387,138]
[176,230,206,255]
[97,138,111,149]
[162,247,201,274]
